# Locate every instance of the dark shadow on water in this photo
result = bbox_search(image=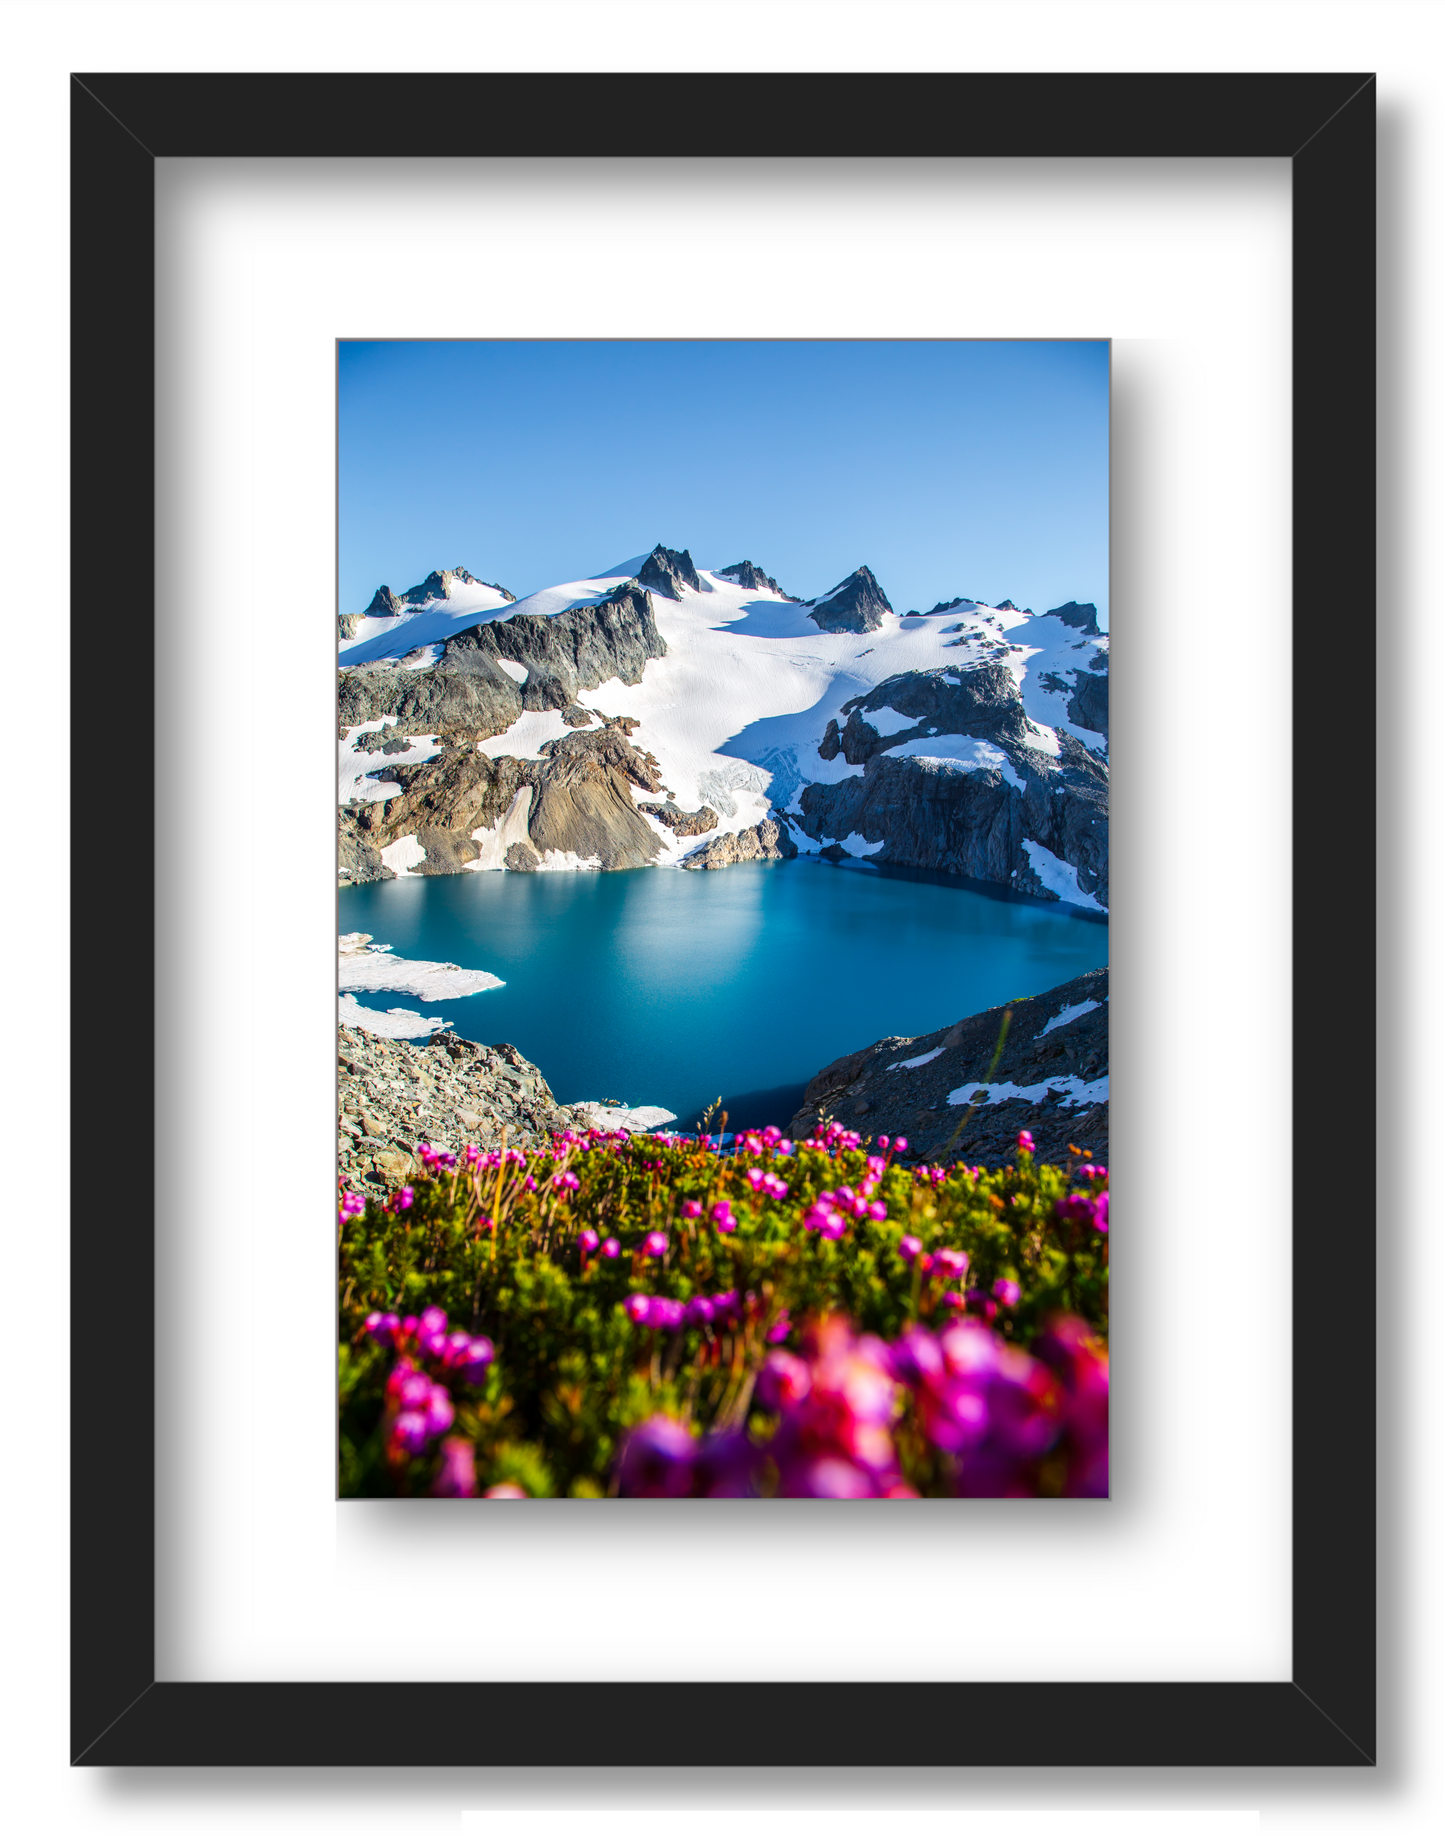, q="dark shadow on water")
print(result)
[689,1082,809,1134]
[797,851,1111,922]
